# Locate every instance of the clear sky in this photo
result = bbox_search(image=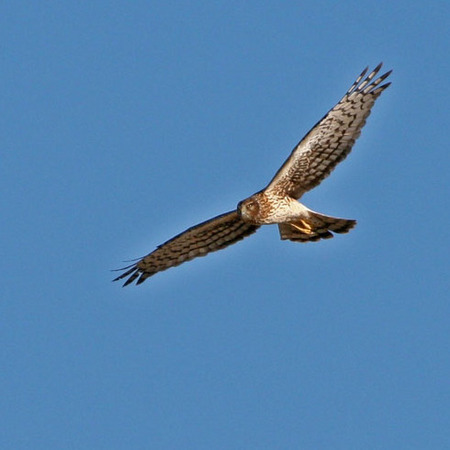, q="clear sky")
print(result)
[1,1,449,449]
